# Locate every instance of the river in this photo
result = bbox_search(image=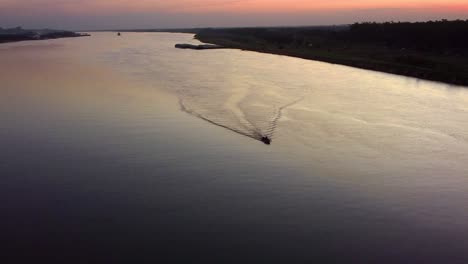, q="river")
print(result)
[1,32,468,263]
